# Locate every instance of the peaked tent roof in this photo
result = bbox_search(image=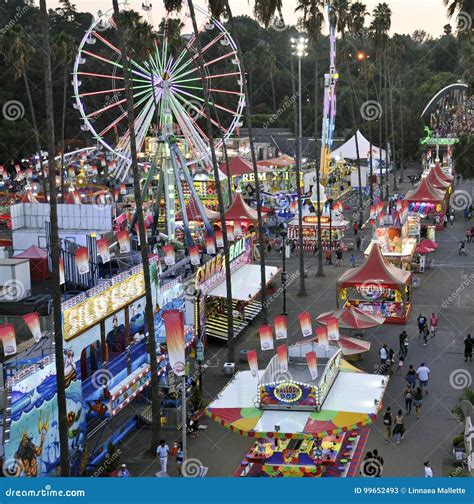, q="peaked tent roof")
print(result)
[427,168,450,189]
[330,129,386,161]
[316,306,385,329]
[337,243,411,290]
[21,190,39,204]
[224,191,260,221]
[257,154,295,167]
[404,176,446,203]
[14,245,48,259]
[65,190,82,204]
[434,163,454,182]
[219,156,272,176]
